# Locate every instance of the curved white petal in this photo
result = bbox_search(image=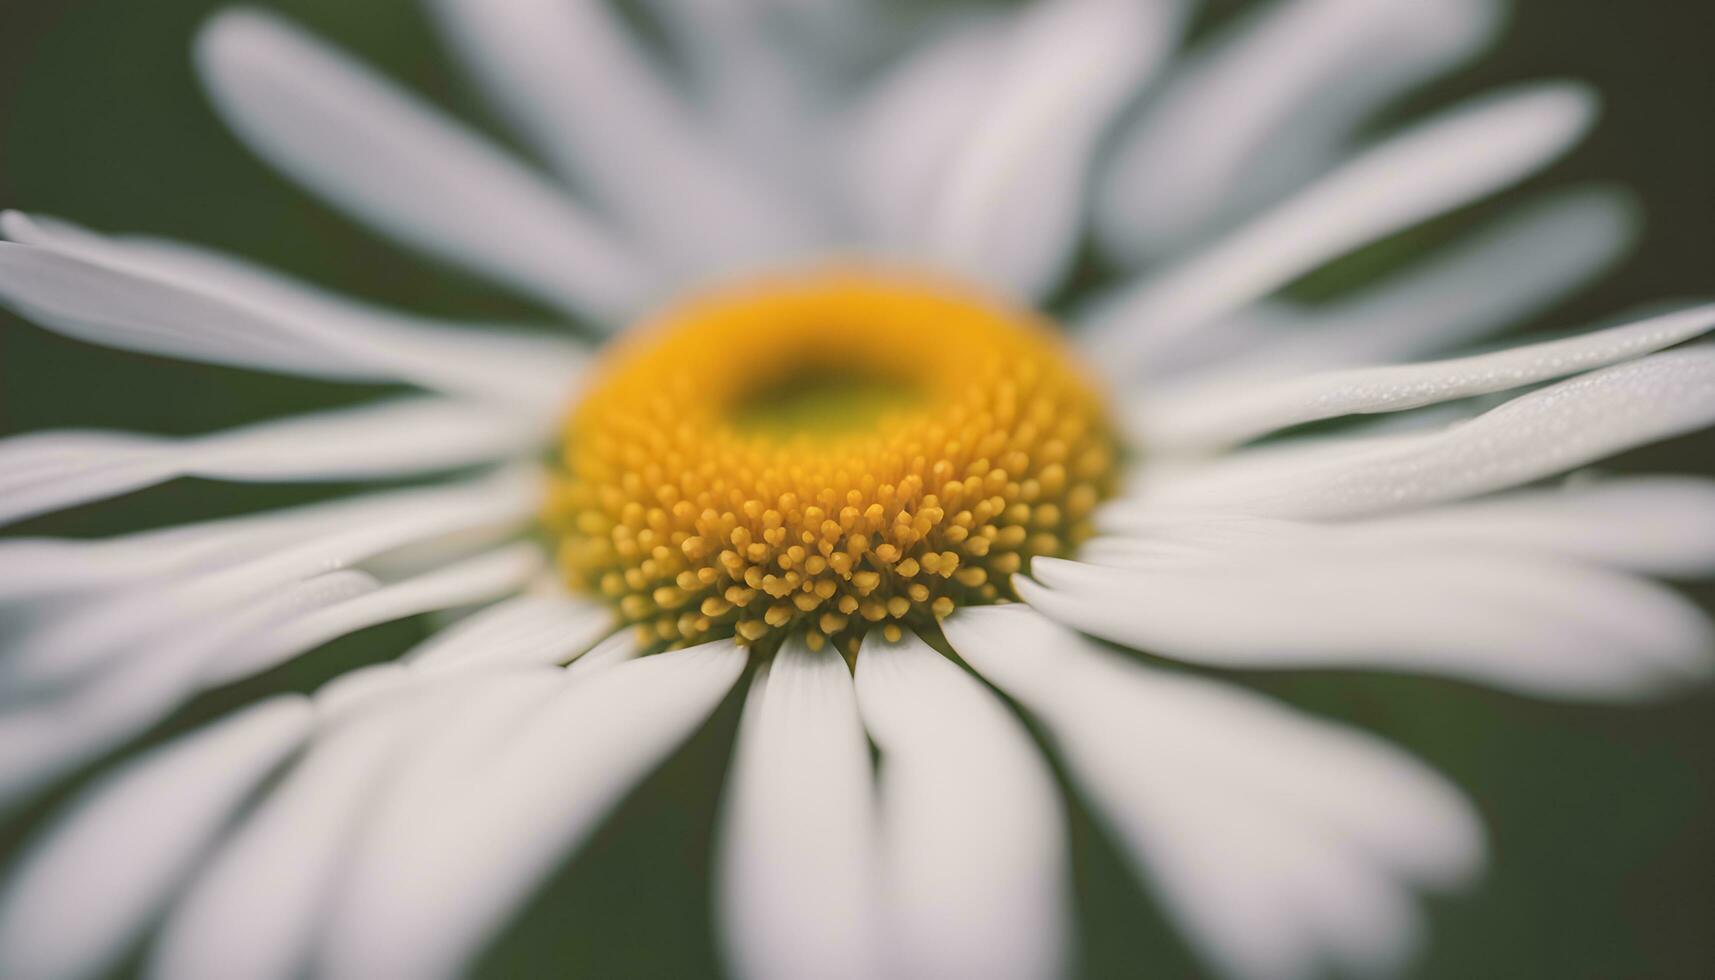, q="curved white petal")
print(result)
[0,573,372,808]
[317,641,745,980]
[562,629,643,678]
[637,0,839,206]
[1341,477,1715,577]
[1141,188,1637,383]
[0,213,587,408]
[405,592,614,673]
[1139,348,1715,519]
[1094,478,1715,579]
[717,638,880,980]
[1139,301,1715,451]
[3,468,539,690]
[200,542,546,686]
[145,672,558,980]
[842,15,1008,250]
[854,630,1068,980]
[0,697,314,980]
[0,504,348,602]
[0,396,548,528]
[428,0,818,275]
[923,0,1182,298]
[194,8,653,321]
[1081,83,1597,373]
[1098,0,1502,263]
[945,605,1483,980]
[1018,544,1715,699]
[0,467,537,604]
